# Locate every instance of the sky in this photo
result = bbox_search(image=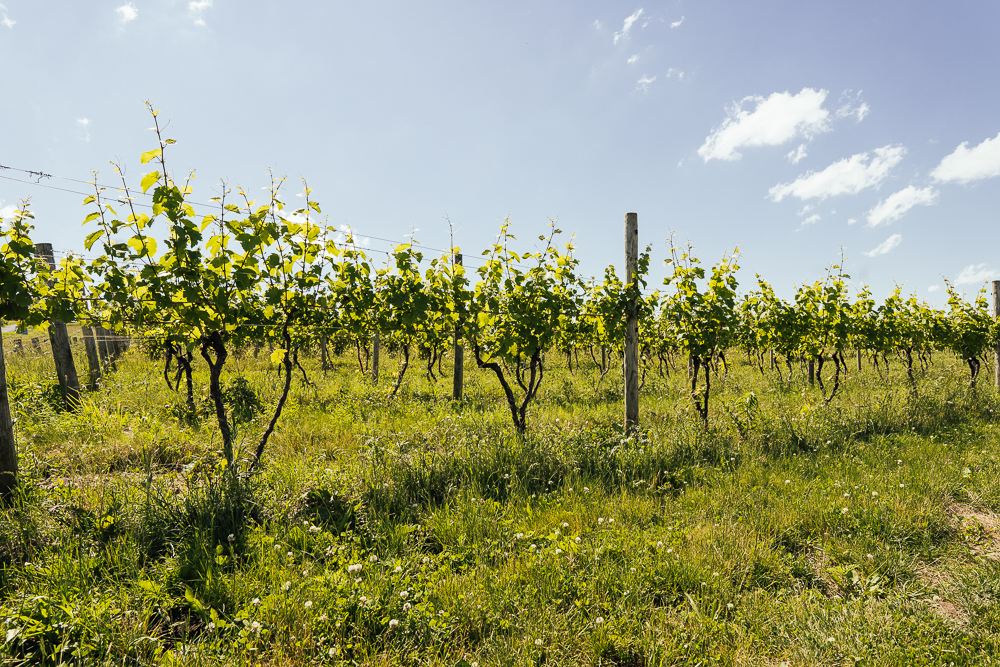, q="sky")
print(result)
[2,0,1000,303]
